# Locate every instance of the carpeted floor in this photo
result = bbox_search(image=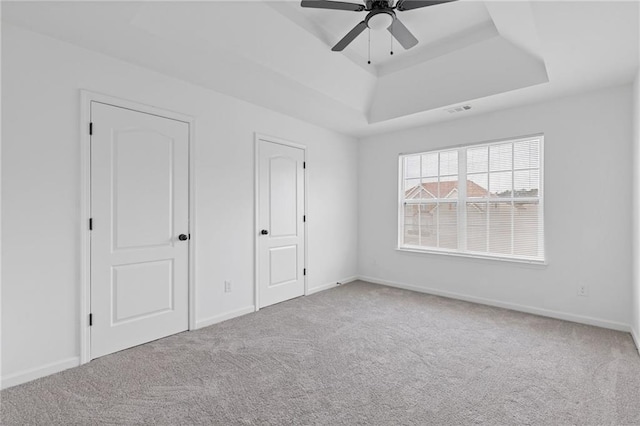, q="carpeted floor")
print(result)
[2,280,639,425]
